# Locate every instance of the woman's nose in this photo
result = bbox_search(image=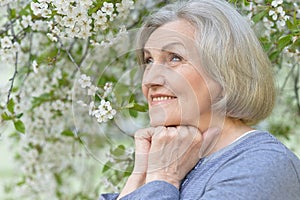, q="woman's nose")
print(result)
[142,63,165,88]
